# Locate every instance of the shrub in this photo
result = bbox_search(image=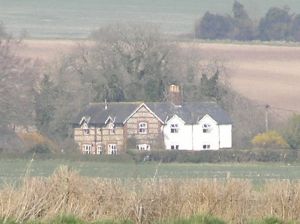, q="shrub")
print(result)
[251,131,289,149]
[28,143,52,154]
[283,114,300,149]
[249,217,284,224]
